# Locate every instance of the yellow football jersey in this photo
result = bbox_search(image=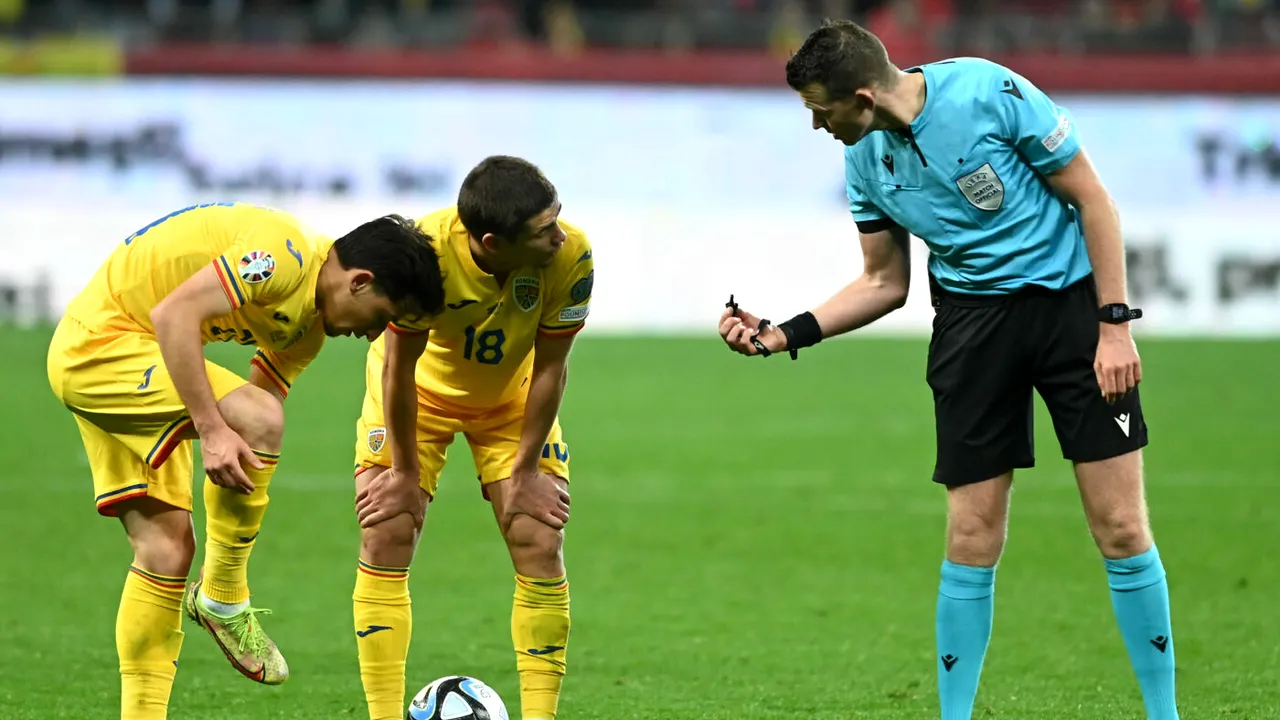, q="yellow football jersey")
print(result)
[64,202,332,394]
[380,206,594,410]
